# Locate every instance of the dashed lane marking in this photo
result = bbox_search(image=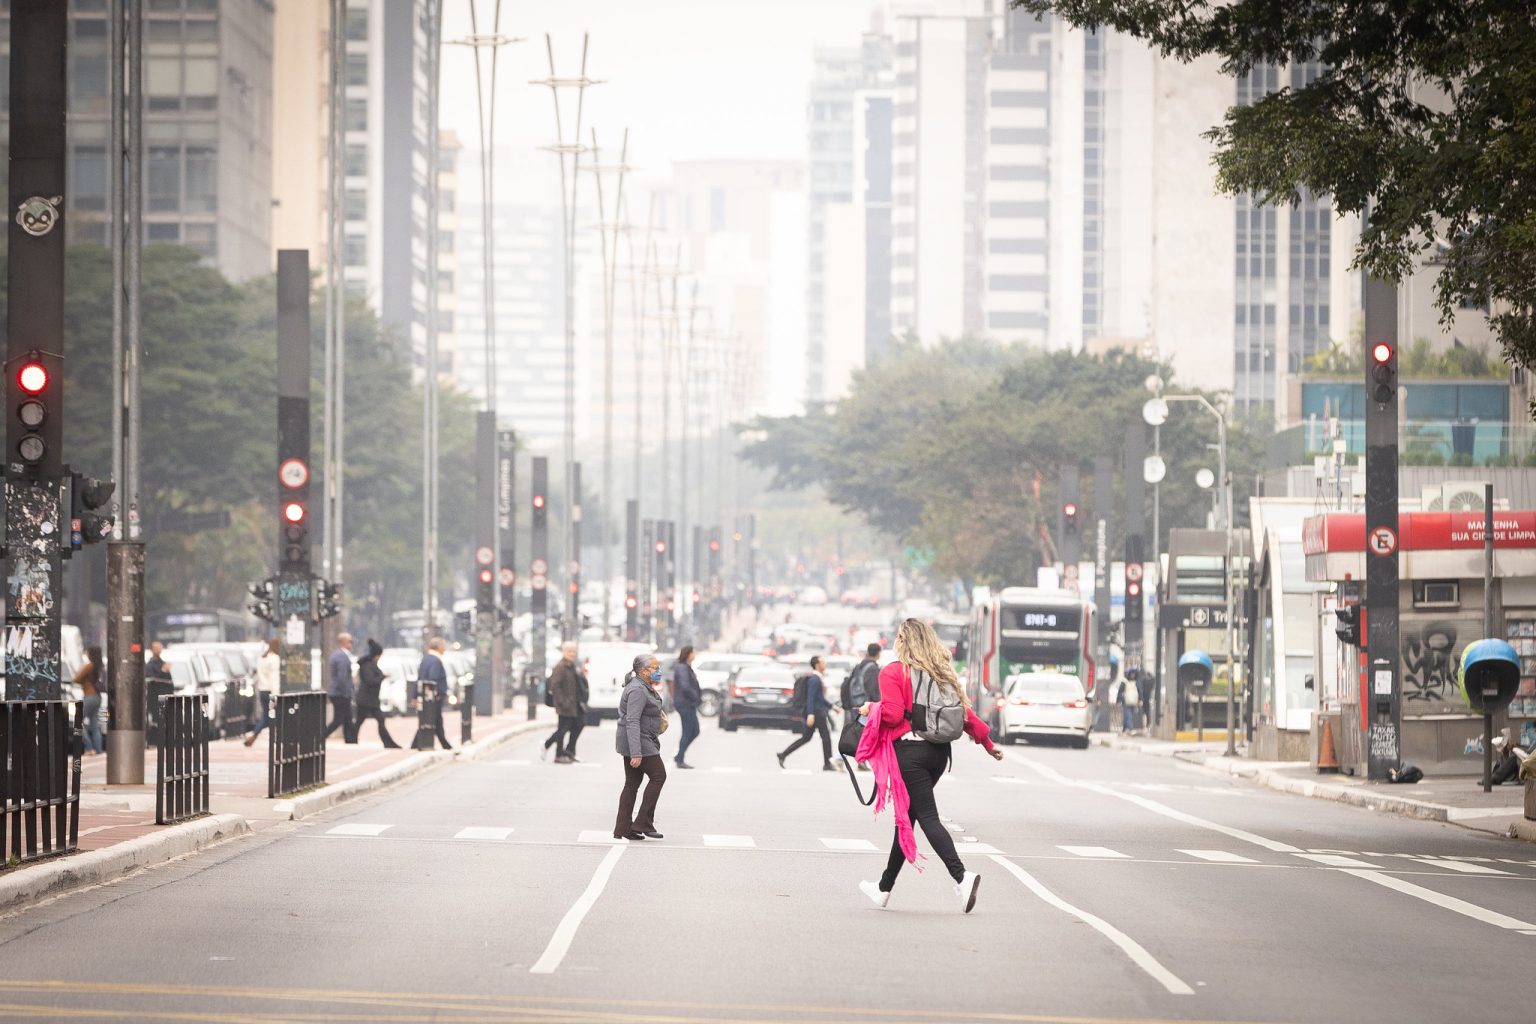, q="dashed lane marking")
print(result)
[702,834,756,848]
[990,855,1194,996]
[326,823,391,837]
[1179,849,1258,864]
[1411,858,1510,875]
[1059,846,1130,859]
[454,827,513,841]
[820,838,879,852]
